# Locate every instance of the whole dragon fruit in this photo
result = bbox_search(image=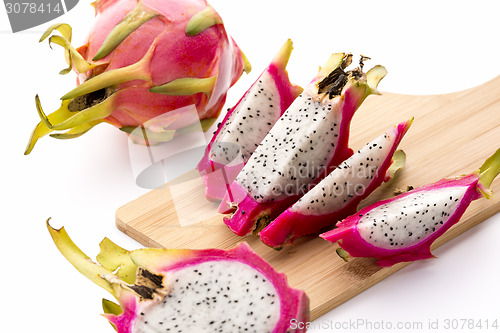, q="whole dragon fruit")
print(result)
[260,119,411,248]
[25,0,250,154]
[320,147,500,267]
[47,221,309,332]
[220,54,387,236]
[197,39,303,201]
